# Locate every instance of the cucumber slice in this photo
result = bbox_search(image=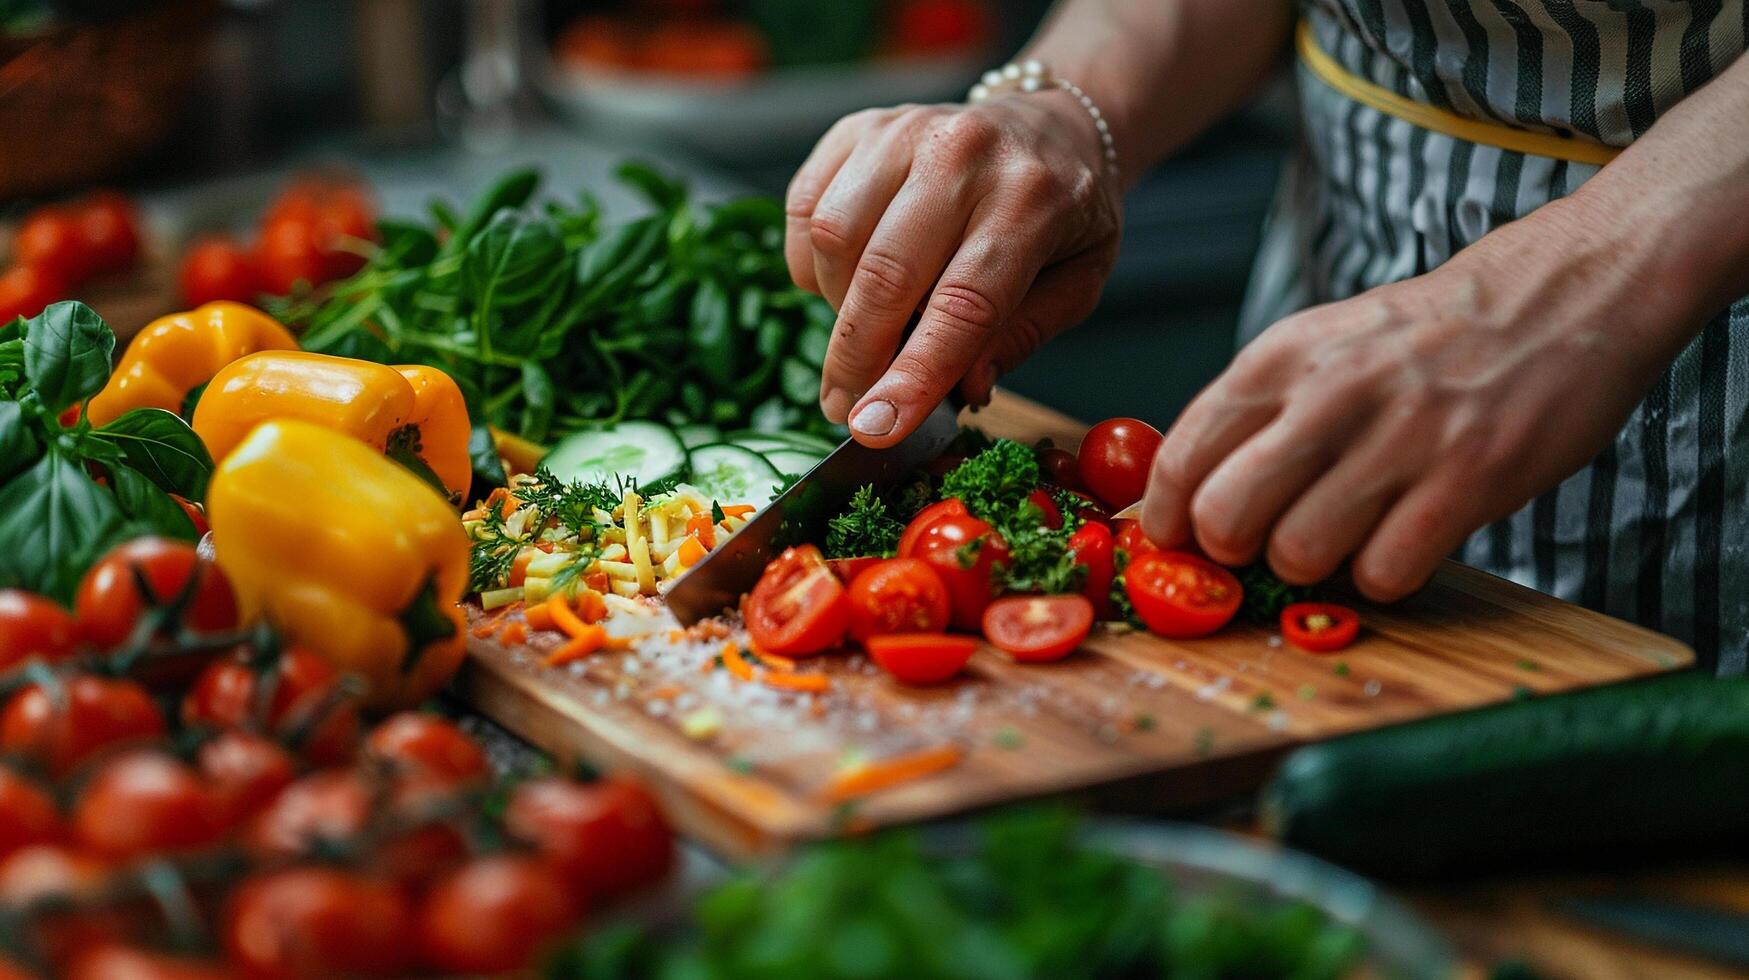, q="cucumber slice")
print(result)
[687,443,783,507]
[762,448,825,478]
[730,434,803,455]
[725,429,838,454]
[676,424,721,449]
[542,421,686,488]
